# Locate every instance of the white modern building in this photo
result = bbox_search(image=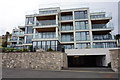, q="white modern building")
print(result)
[9,7,118,67]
